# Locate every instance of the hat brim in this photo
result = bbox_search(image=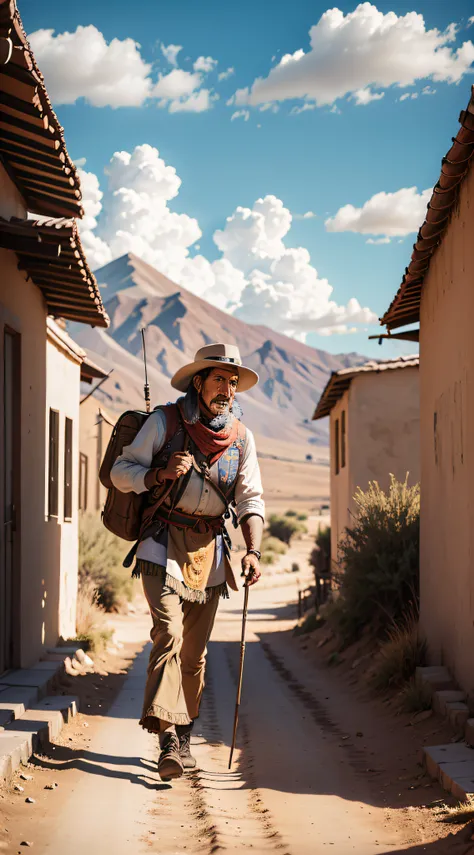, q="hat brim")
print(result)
[170,359,259,393]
